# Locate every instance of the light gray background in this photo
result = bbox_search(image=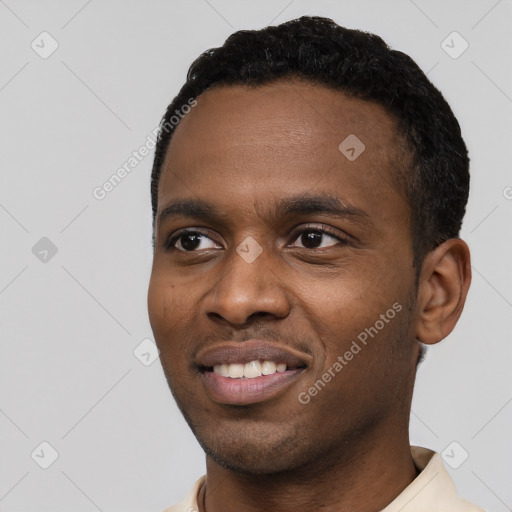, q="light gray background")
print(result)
[1,0,511,511]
